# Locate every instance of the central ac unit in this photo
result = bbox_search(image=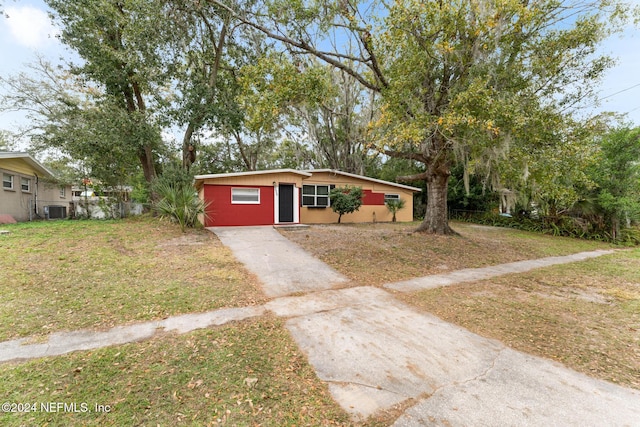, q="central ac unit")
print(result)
[45,205,67,219]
